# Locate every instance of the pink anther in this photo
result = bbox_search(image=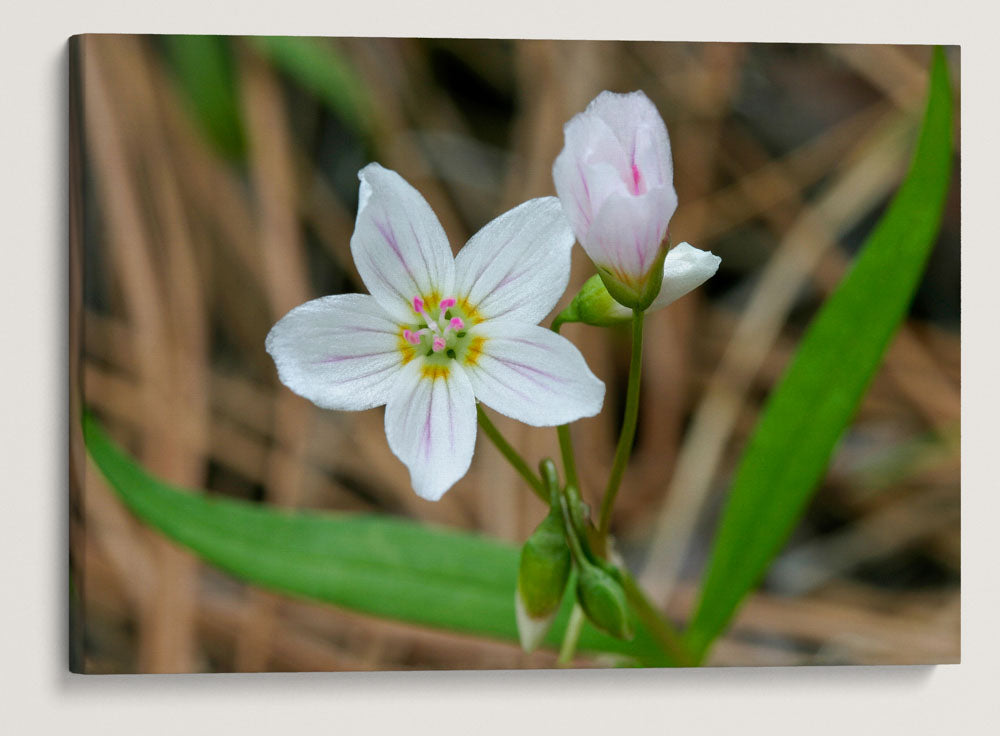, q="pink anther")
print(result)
[432,336,447,352]
[449,317,464,331]
[403,329,421,345]
[412,296,424,313]
[439,297,457,310]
